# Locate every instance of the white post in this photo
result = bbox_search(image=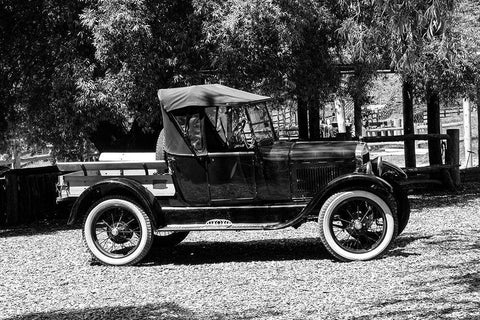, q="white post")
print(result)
[463,97,472,167]
[12,142,21,169]
[334,99,346,133]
